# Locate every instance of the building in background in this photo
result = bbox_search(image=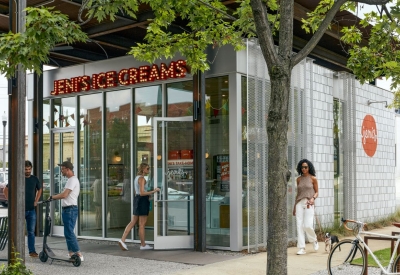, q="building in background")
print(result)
[26,40,396,252]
